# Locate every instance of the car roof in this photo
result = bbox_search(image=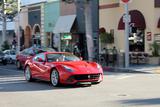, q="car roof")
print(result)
[44,52,71,55]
